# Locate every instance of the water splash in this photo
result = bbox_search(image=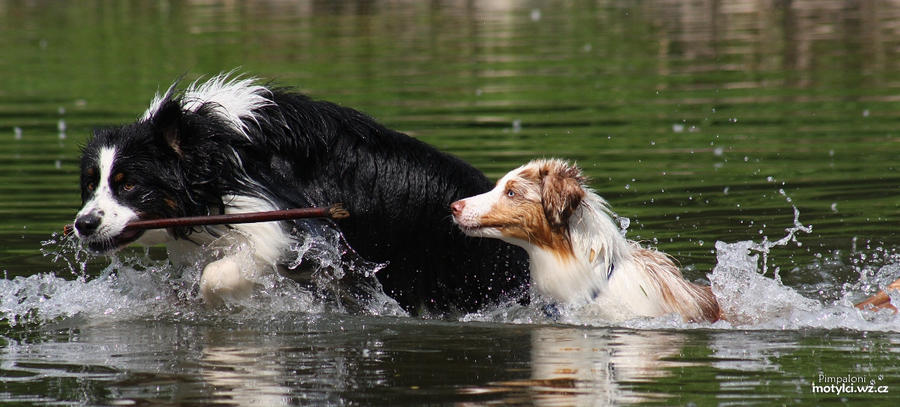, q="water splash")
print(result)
[1,255,192,327]
[284,221,403,316]
[706,189,816,325]
[4,226,405,327]
[9,197,900,331]
[617,216,631,237]
[758,189,813,282]
[41,231,94,277]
